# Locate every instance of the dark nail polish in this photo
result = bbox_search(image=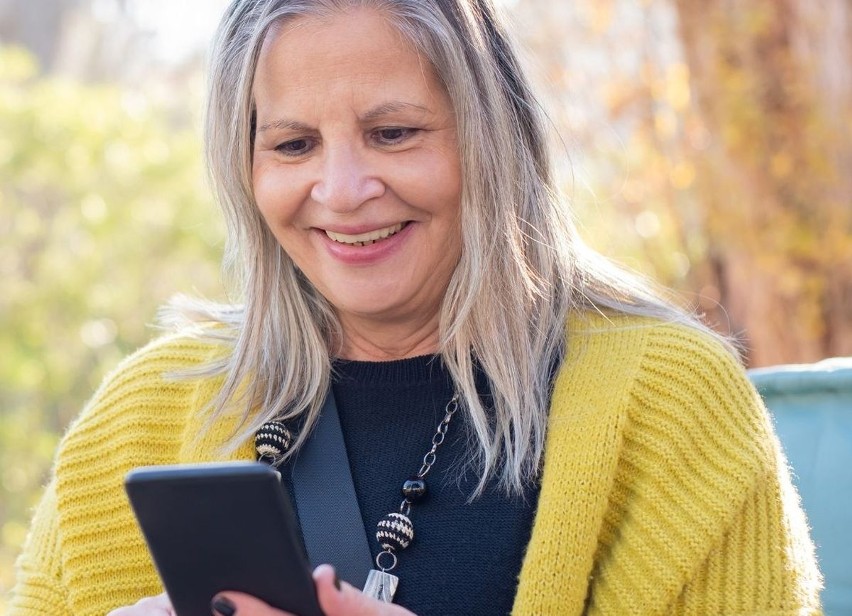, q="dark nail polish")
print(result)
[211,596,236,616]
[334,574,341,591]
